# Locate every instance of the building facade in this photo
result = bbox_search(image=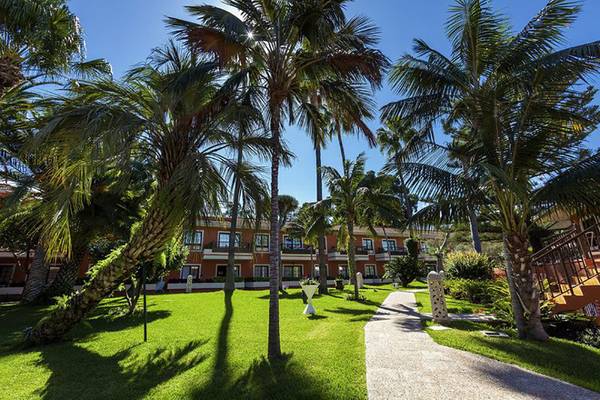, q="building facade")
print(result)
[0,217,438,291]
